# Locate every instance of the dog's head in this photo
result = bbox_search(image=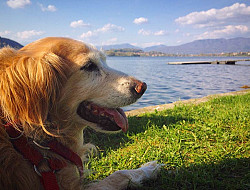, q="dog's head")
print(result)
[0,37,146,136]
